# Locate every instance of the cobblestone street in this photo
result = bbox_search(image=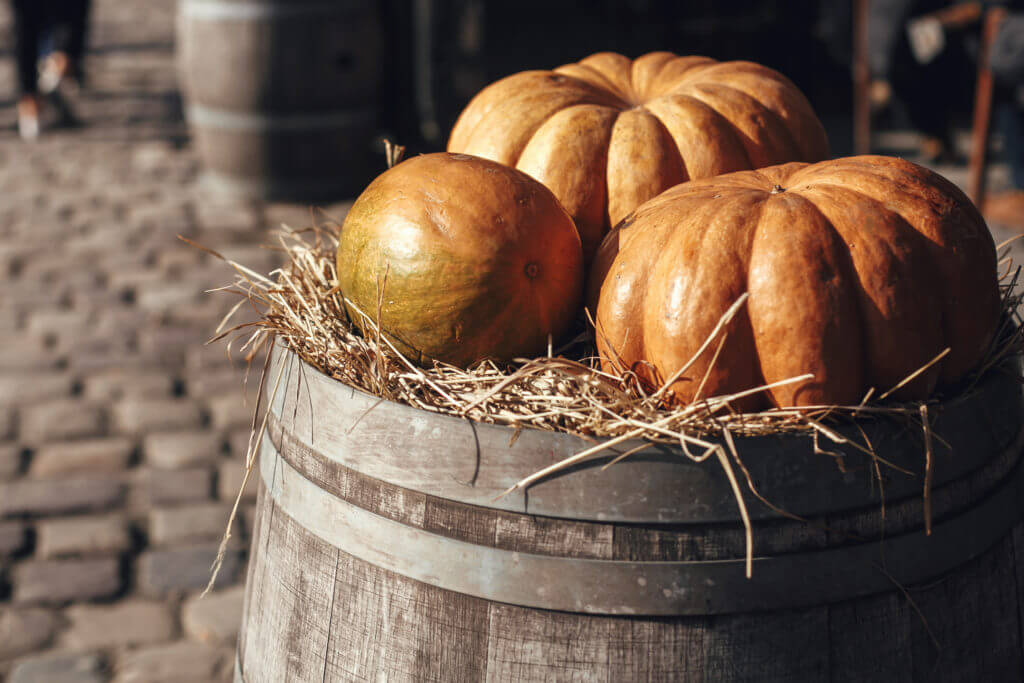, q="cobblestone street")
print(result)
[0,2,350,681]
[0,2,1022,683]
